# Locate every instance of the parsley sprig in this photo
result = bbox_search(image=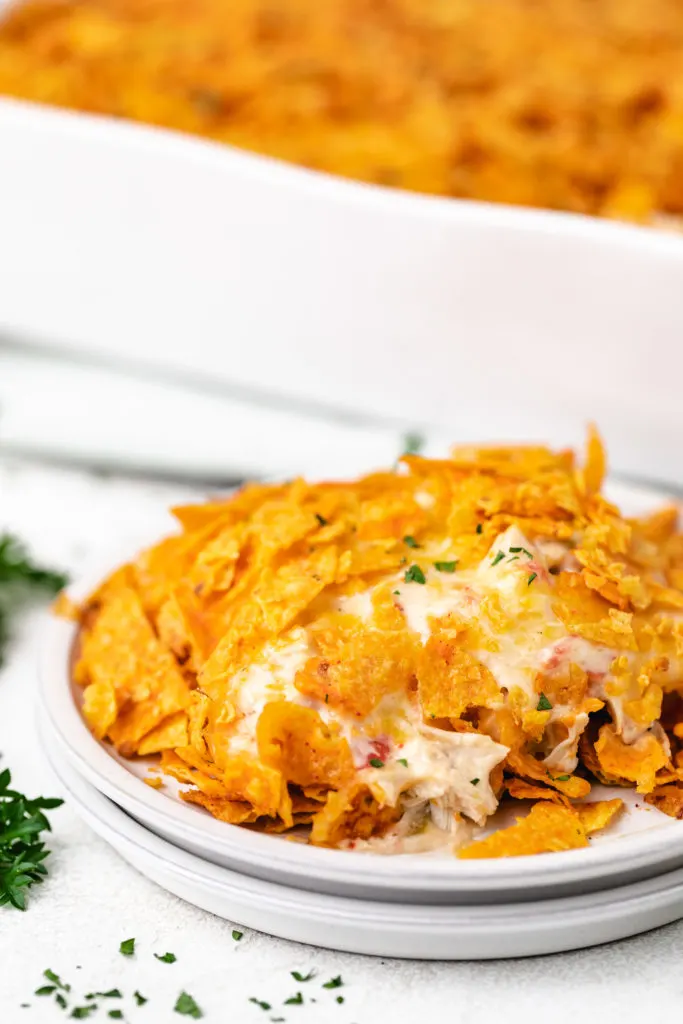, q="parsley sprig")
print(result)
[0,534,67,666]
[0,768,63,910]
